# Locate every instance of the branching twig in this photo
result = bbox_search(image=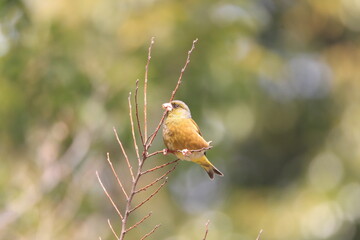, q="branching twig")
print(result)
[129,179,168,213]
[141,159,180,175]
[135,163,178,194]
[147,146,212,158]
[113,127,135,182]
[96,171,123,220]
[126,212,152,233]
[146,150,167,158]
[97,38,199,240]
[107,153,128,199]
[140,224,161,240]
